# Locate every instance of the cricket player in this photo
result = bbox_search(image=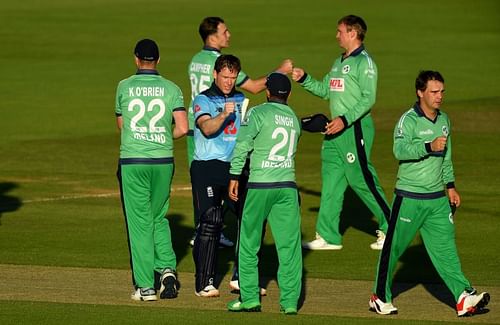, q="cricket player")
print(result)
[115,39,188,301]
[187,16,293,248]
[292,15,389,250]
[191,54,246,298]
[369,70,490,316]
[227,73,302,314]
